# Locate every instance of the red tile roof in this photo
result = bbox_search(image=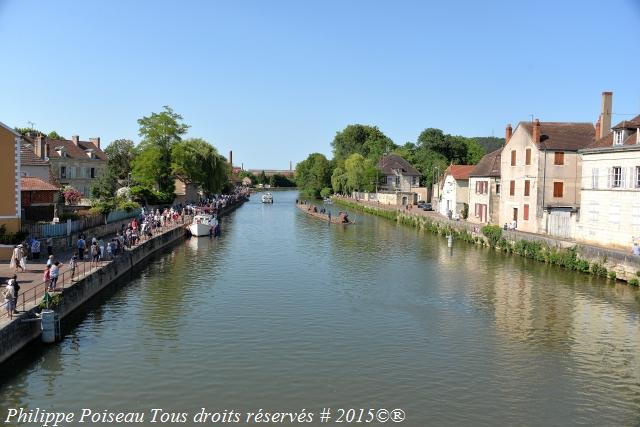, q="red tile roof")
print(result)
[47,138,106,161]
[445,164,475,180]
[587,114,640,149]
[520,121,595,150]
[21,177,59,192]
[611,115,640,130]
[20,142,49,166]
